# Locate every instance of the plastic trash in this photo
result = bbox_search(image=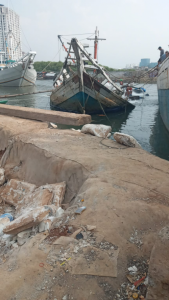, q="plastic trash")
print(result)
[0,213,13,222]
[128,266,138,273]
[114,132,141,148]
[75,206,86,215]
[81,124,111,138]
[134,275,146,287]
[76,233,83,240]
